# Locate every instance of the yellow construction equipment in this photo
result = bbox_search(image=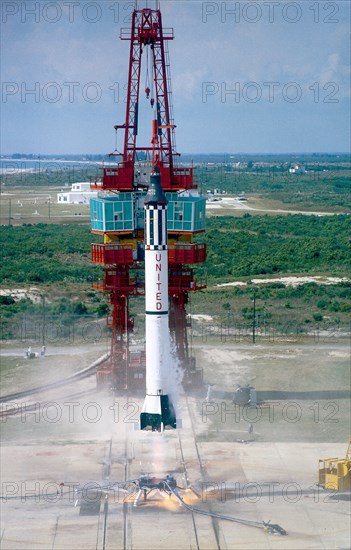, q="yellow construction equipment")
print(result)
[318,438,351,491]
